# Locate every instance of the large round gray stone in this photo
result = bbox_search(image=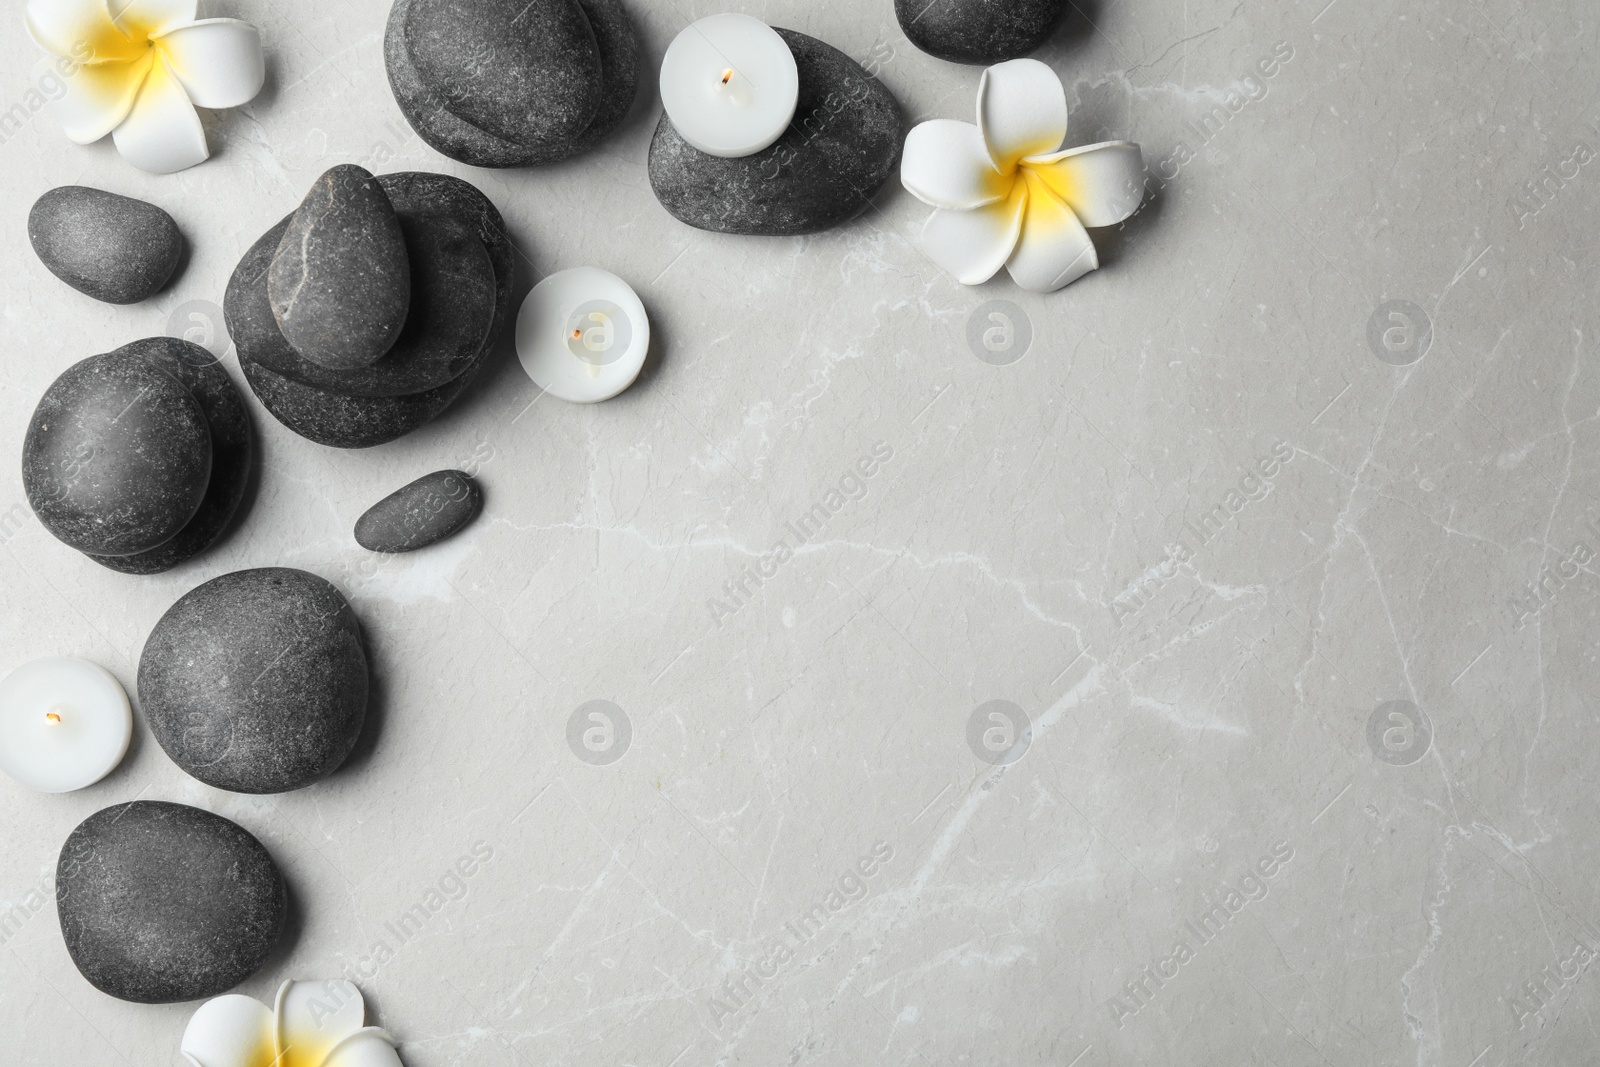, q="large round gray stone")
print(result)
[138,568,369,794]
[648,30,905,236]
[28,186,183,304]
[56,801,286,1004]
[404,0,601,145]
[385,0,638,167]
[355,469,483,552]
[269,164,411,370]
[894,0,1067,64]
[234,211,495,397]
[23,355,212,557]
[84,339,254,576]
